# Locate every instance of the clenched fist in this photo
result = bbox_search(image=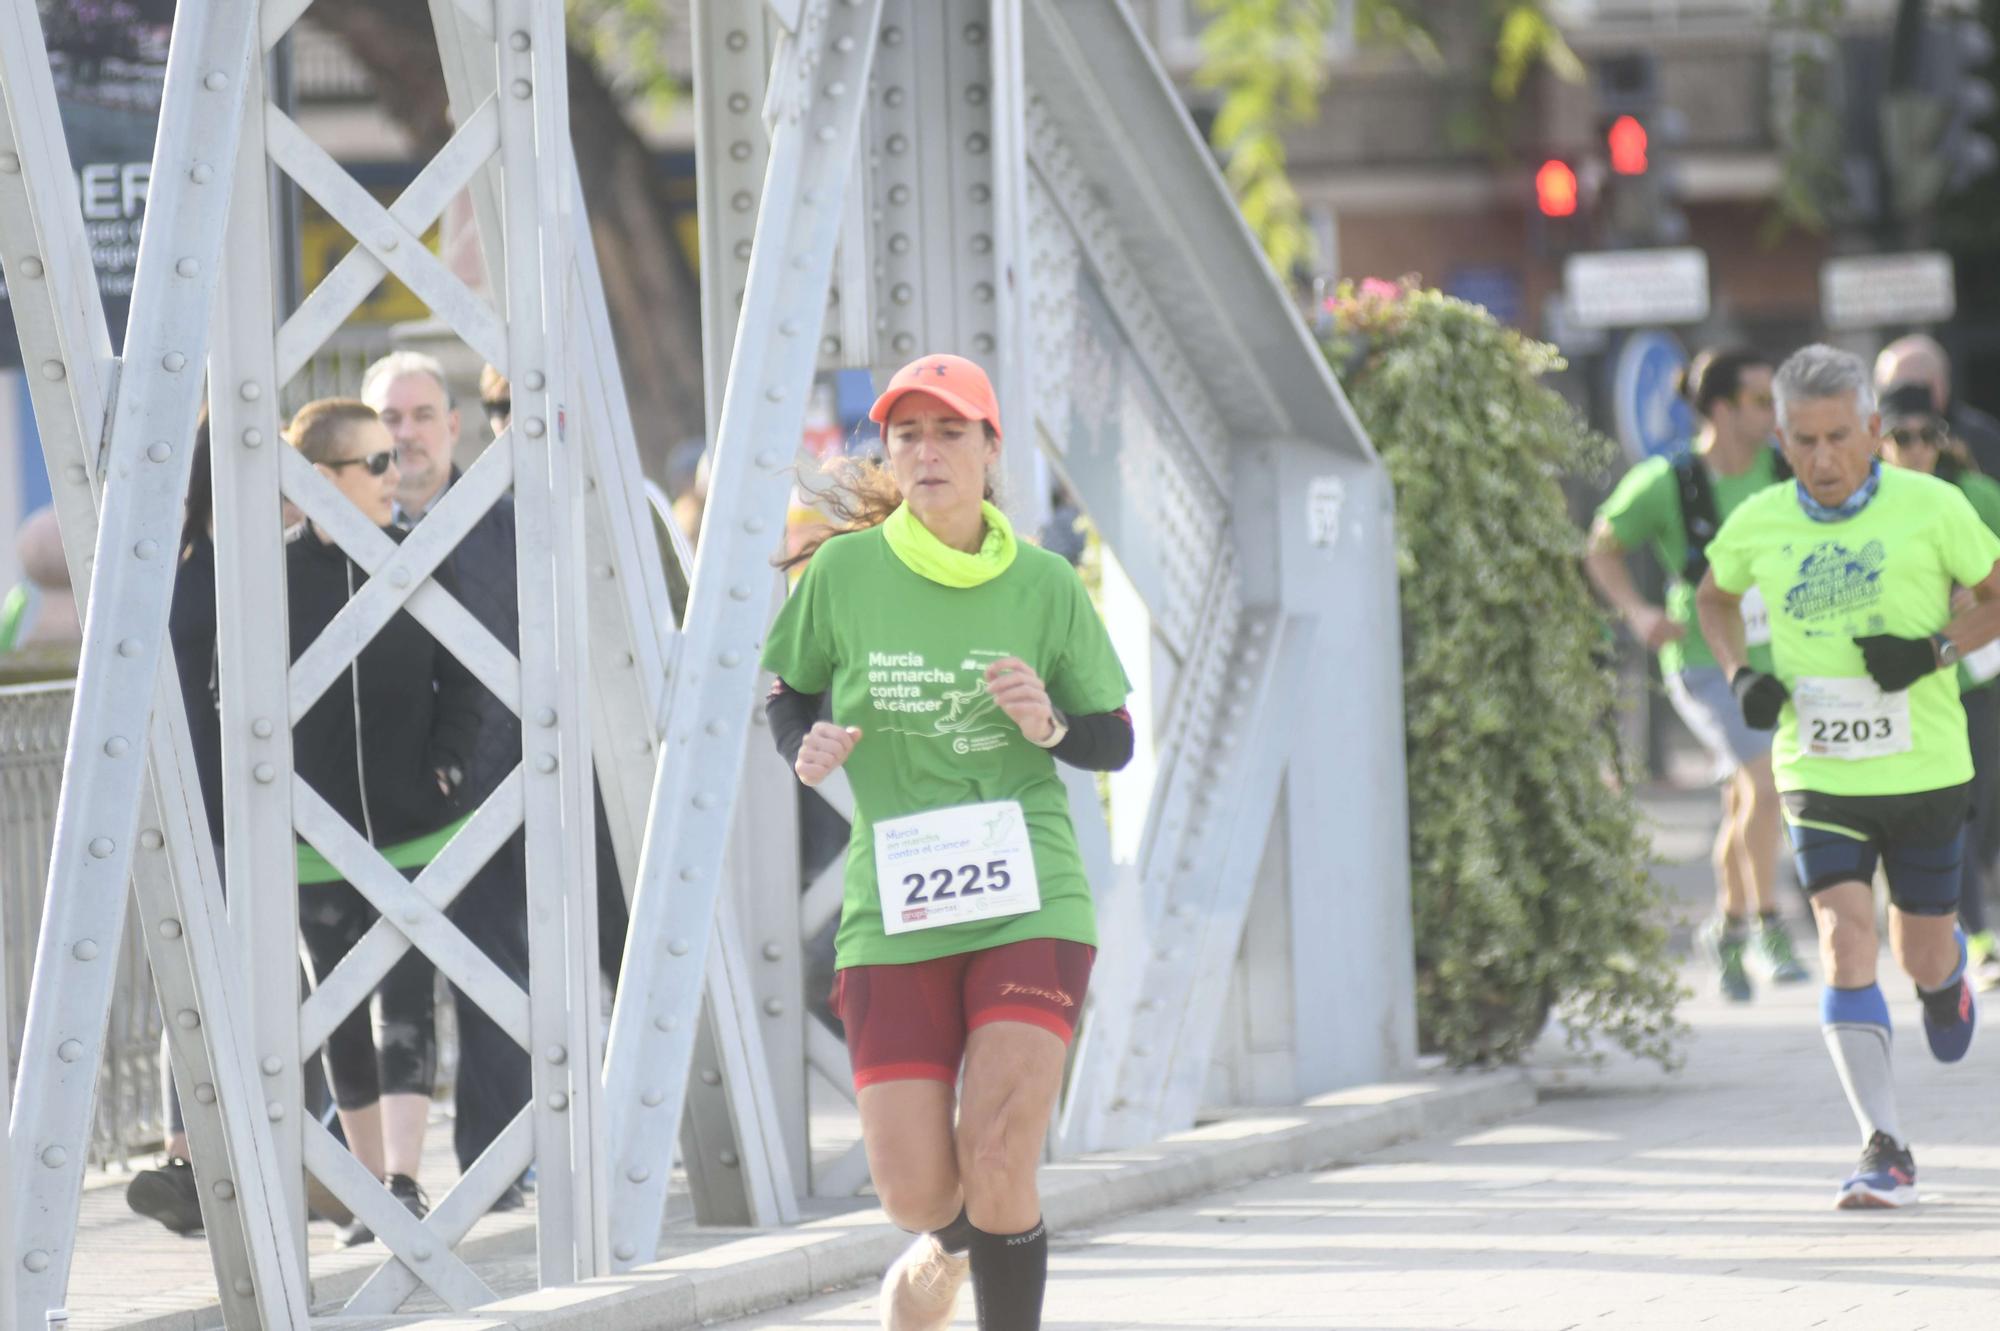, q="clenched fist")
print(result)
[984,657,1058,744]
[795,722,861,787]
